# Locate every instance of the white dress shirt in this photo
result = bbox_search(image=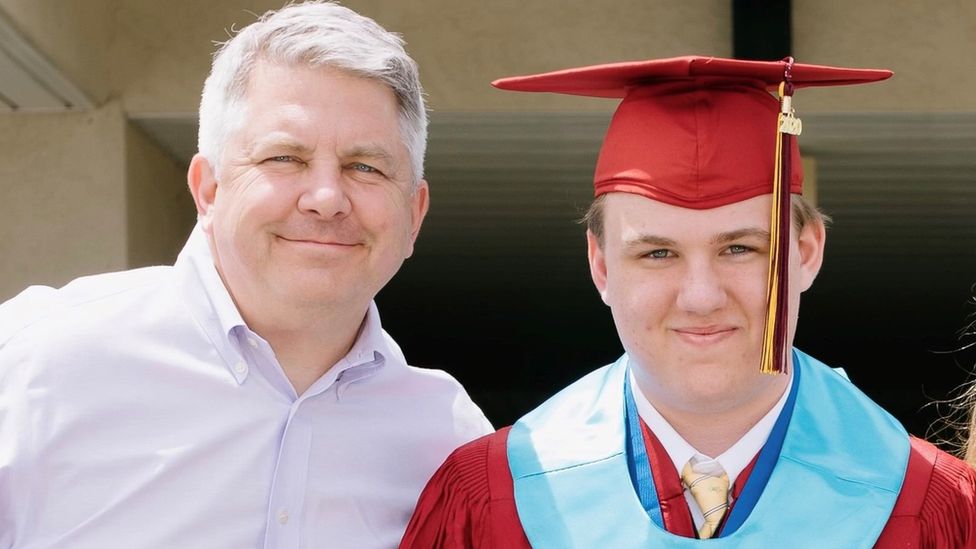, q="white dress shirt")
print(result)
[0,227,493,549]
[629,369,791,530]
